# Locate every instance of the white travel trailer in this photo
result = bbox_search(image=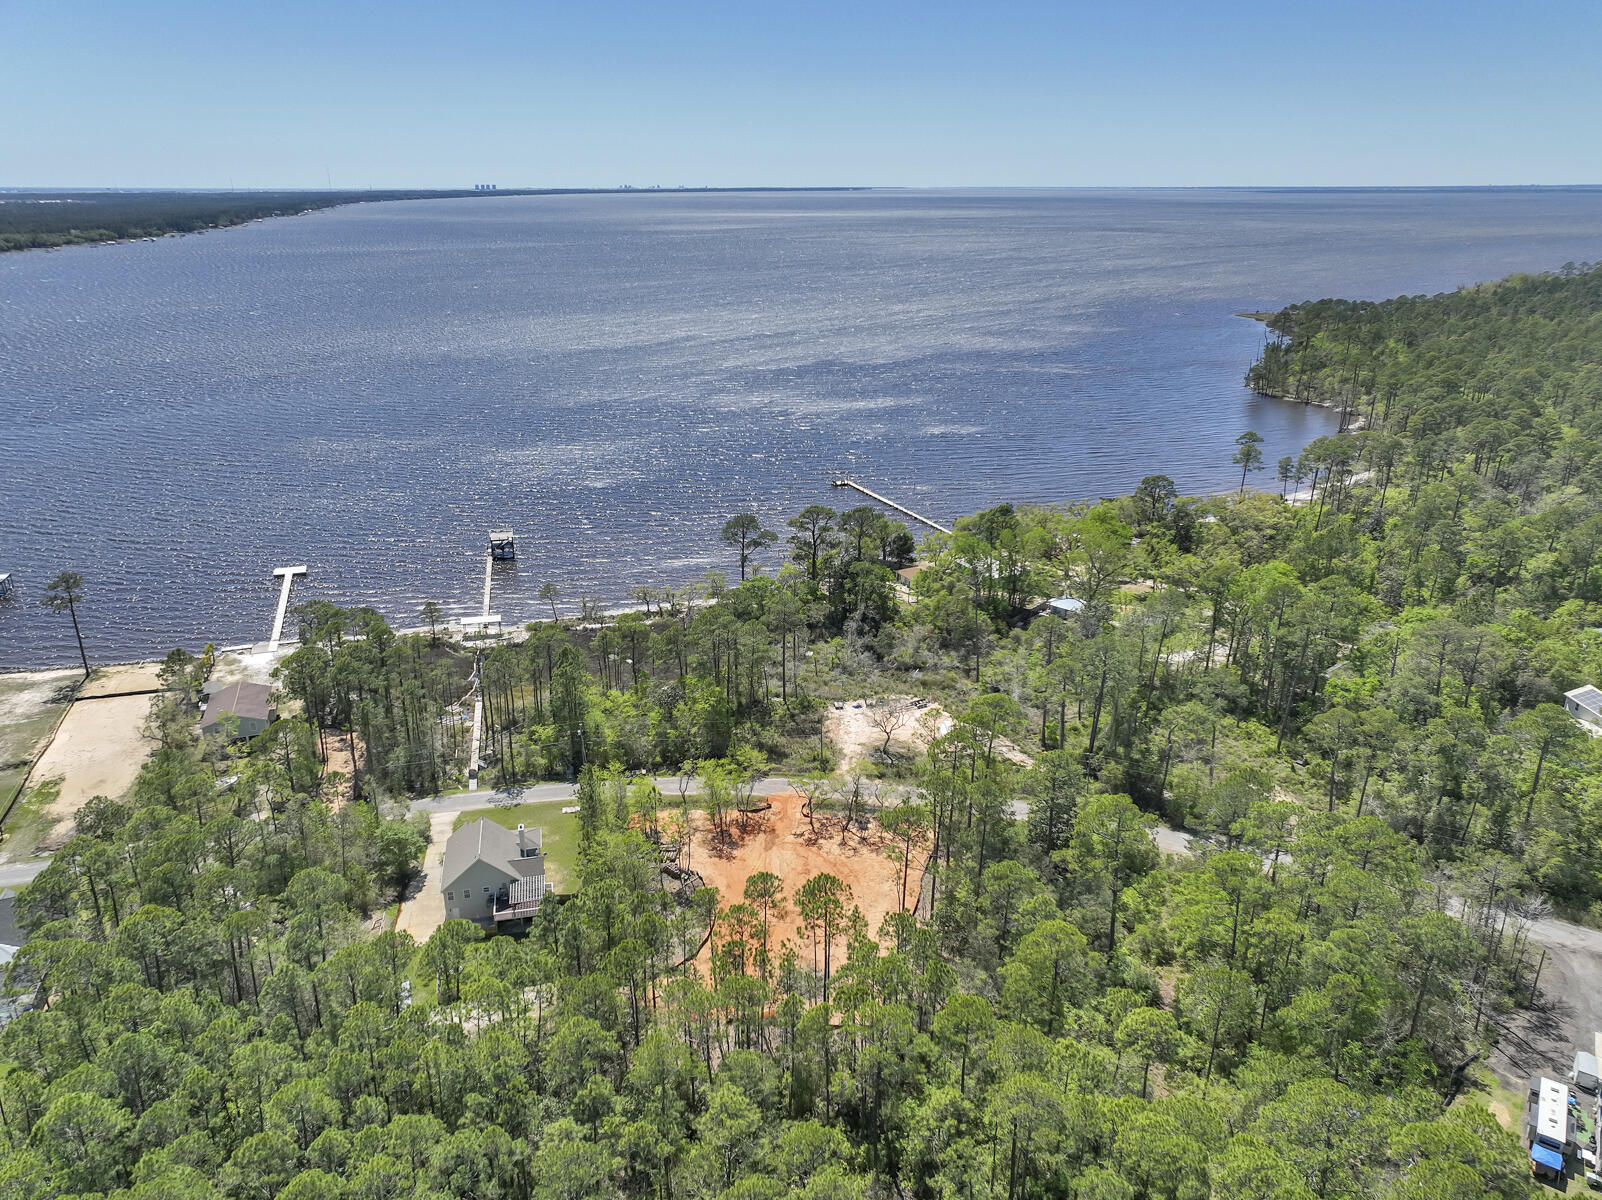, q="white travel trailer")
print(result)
[1574,1050,1599,1094]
